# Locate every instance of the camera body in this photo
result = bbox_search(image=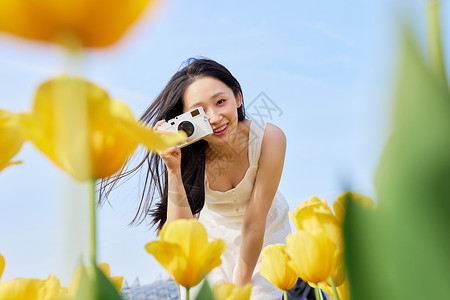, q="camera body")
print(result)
[159,107,213,148]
